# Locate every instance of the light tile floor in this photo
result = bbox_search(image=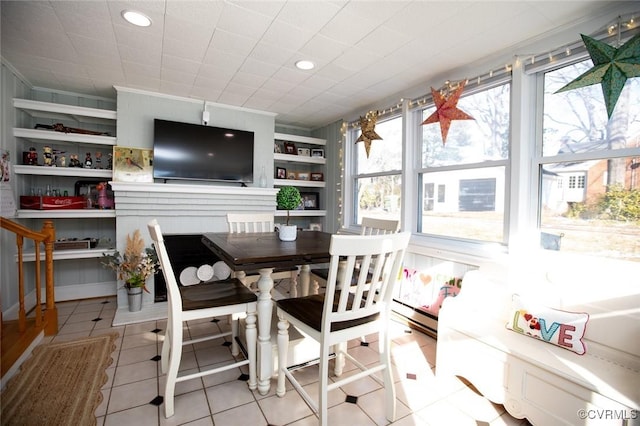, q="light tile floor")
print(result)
[33,295,531,426]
